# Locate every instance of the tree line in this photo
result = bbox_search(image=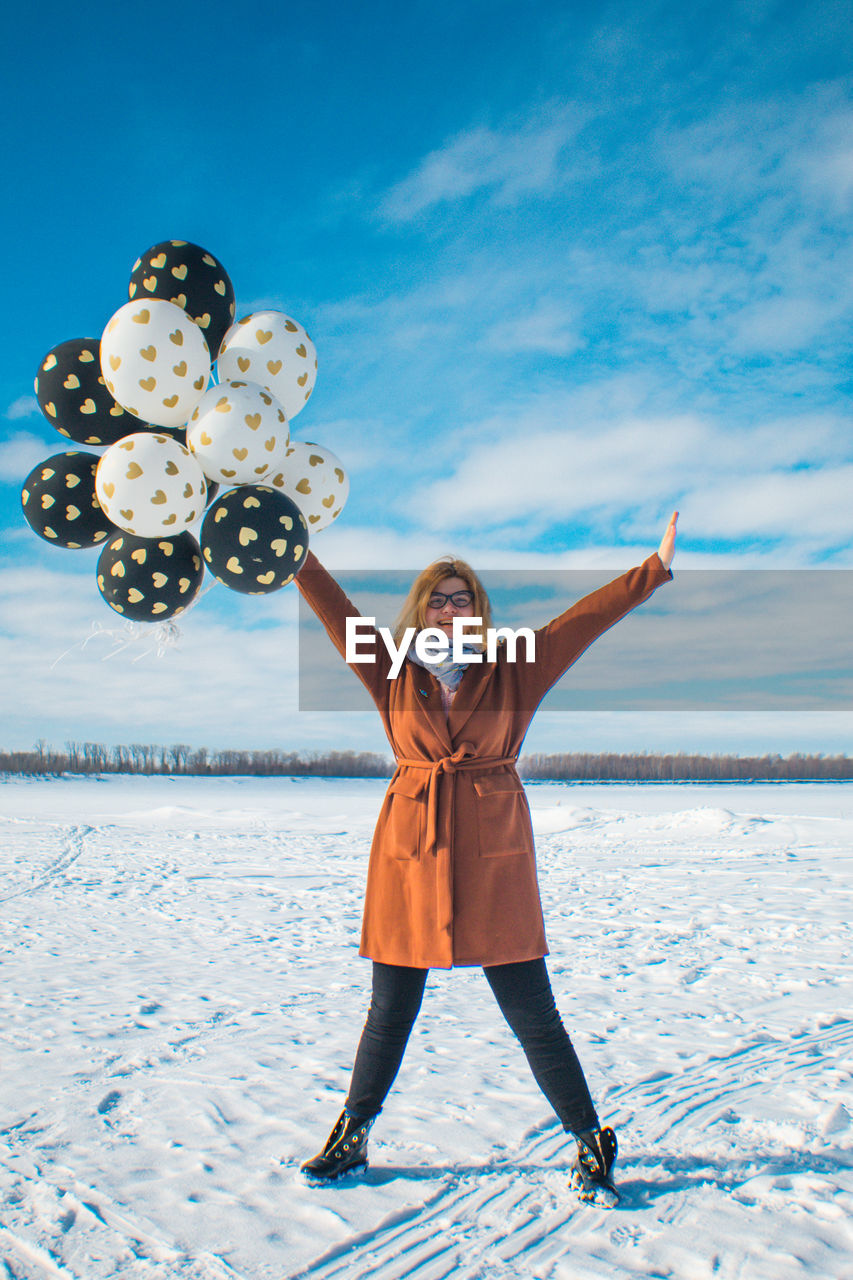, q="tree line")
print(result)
[1,743,852,781]
[1,742,391,778]
[520,752,853,781]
